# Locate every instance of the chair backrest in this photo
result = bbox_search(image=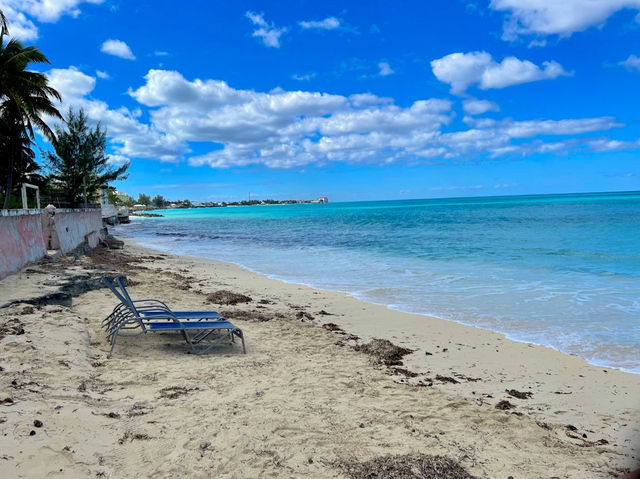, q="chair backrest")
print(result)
[115,276,138,311]
[102,277,147,331]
